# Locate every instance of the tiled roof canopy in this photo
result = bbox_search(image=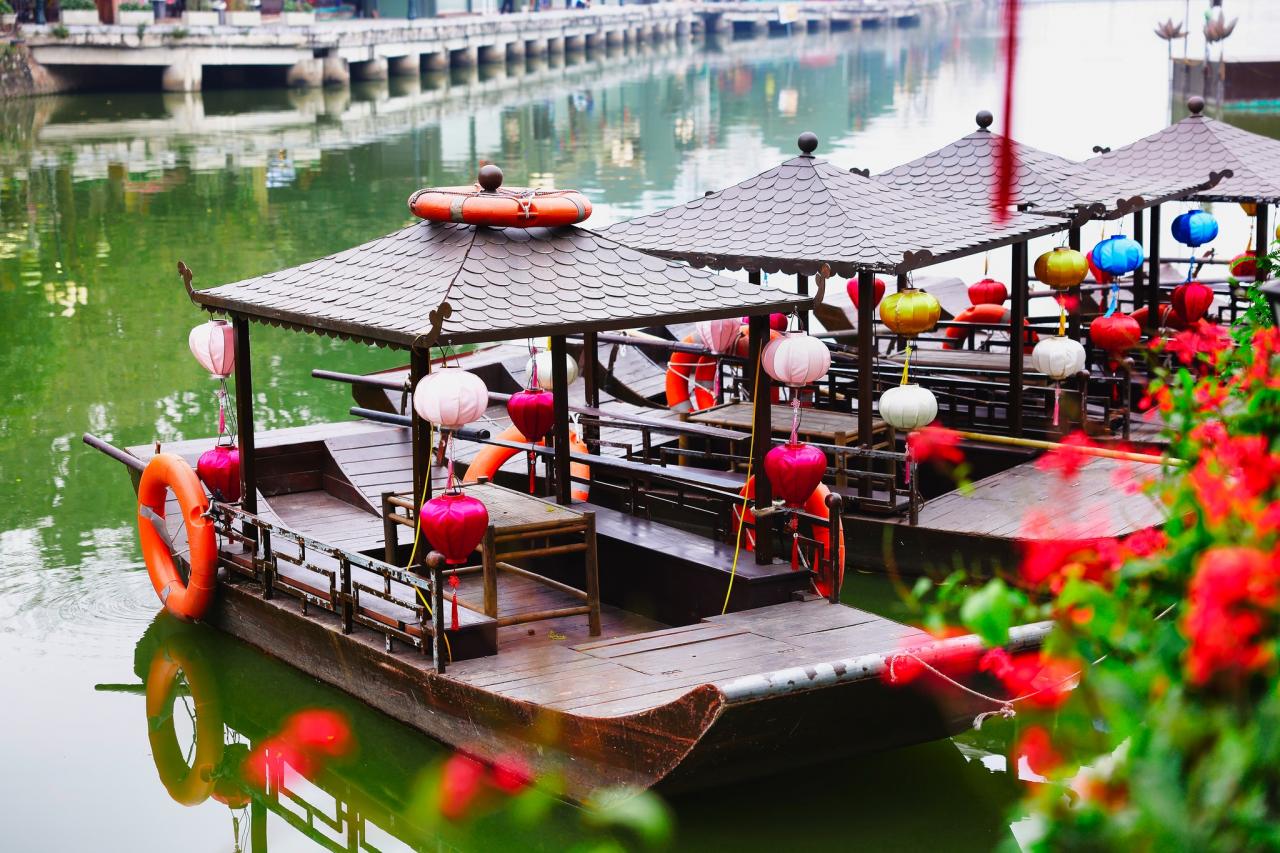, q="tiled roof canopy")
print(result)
[191,219,805,348]
[878,111,1222,219]
[604,134,1065,278]
[1087,98,1274,203]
